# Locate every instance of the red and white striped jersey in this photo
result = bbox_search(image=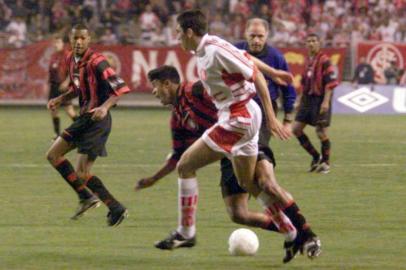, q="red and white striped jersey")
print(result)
[194,34,258,110]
